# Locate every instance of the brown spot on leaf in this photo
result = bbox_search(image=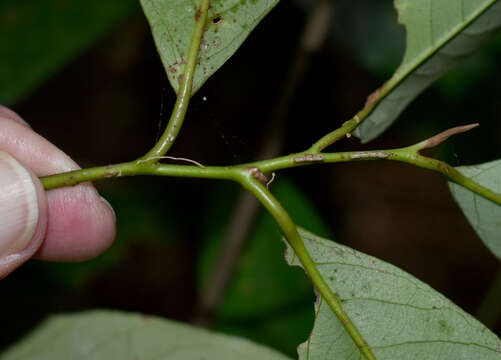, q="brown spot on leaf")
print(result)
[195,6,201,21]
